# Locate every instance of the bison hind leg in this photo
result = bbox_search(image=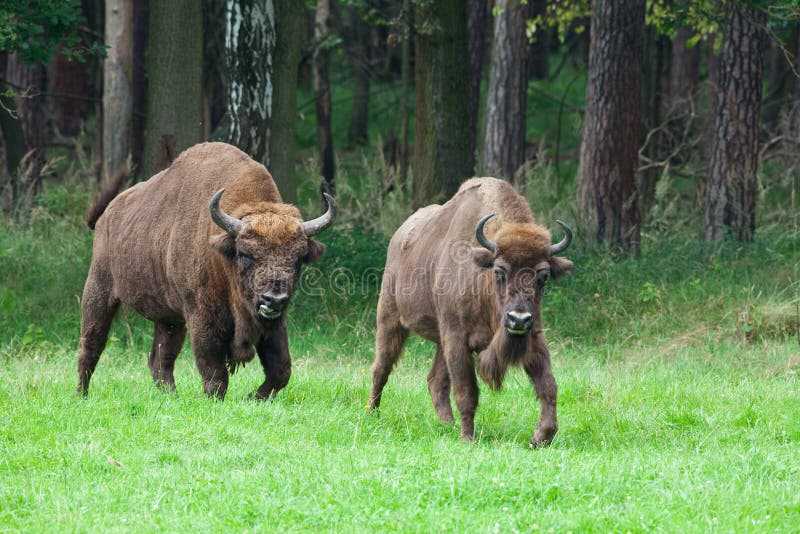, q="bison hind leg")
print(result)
[427,345,454,423]
[77,266,120,396]
[148,321,186,391]
[368,302,409,410]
